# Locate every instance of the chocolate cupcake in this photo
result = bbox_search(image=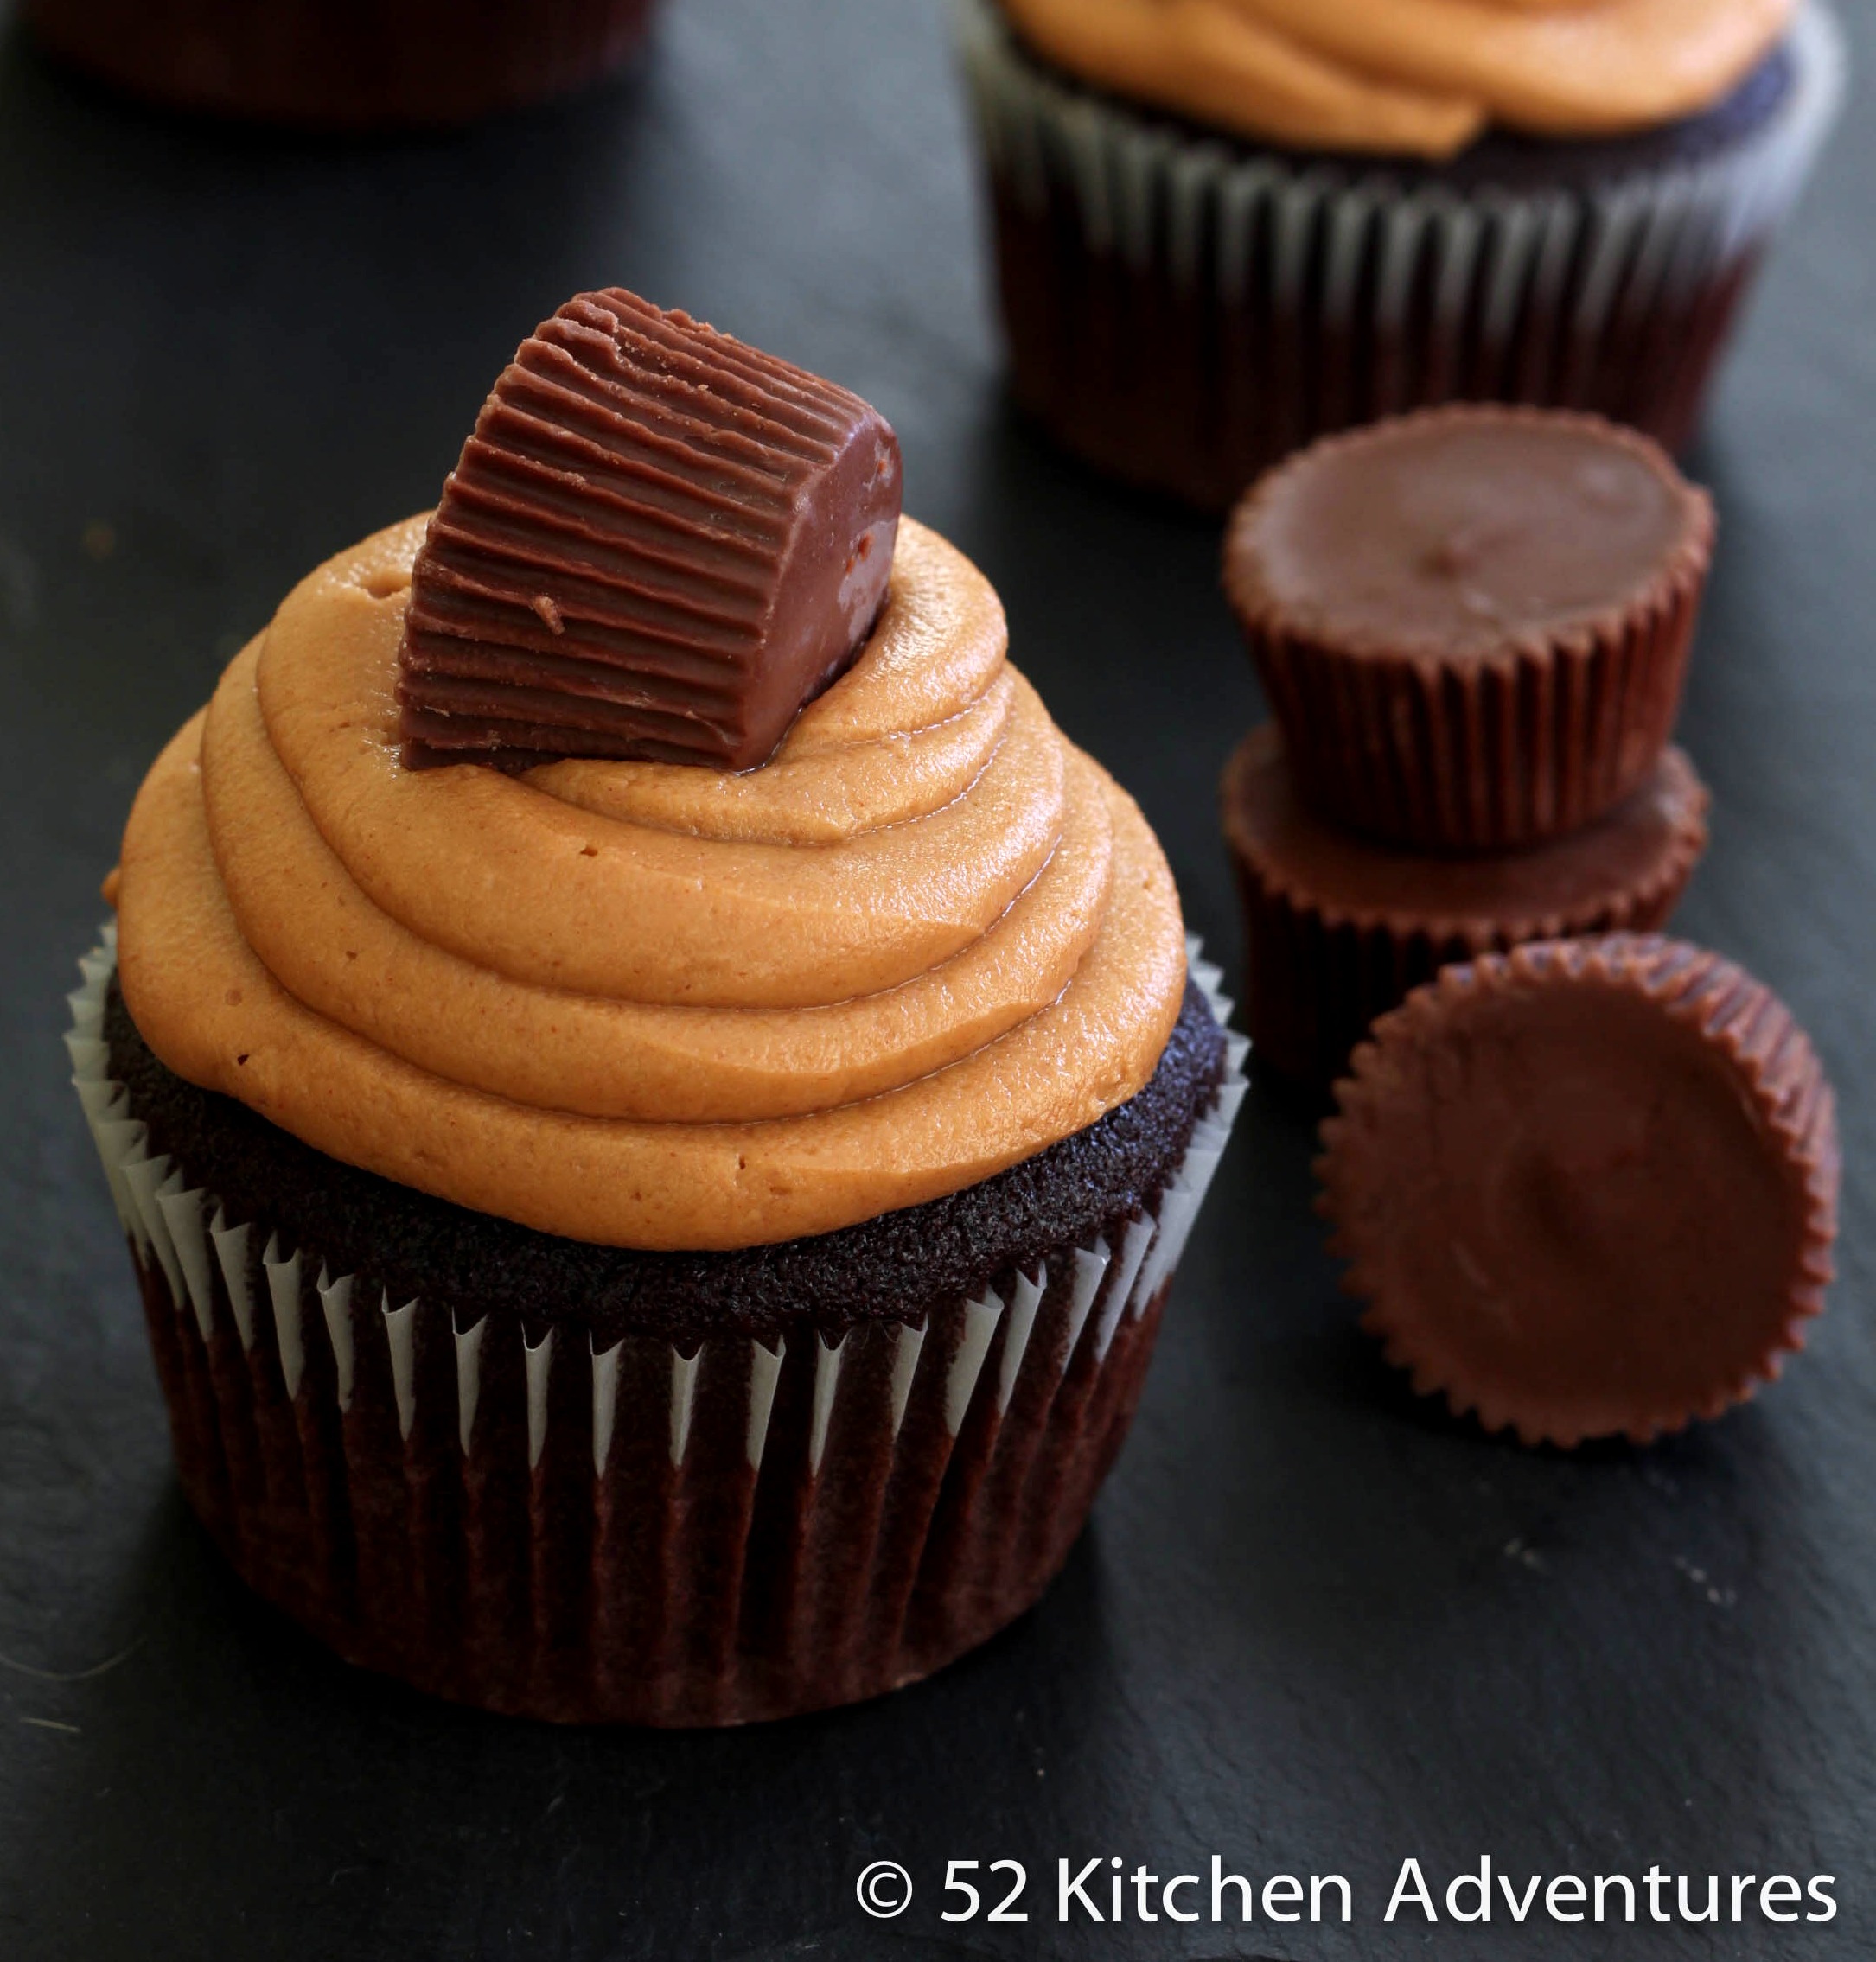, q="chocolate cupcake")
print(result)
[69,290,1245,1724]
[958,0,1843,509]
[1223,407,1714,851]
[1318,936,1839,1448]
[1219,723,1707,1088]
[26,0,659,128]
